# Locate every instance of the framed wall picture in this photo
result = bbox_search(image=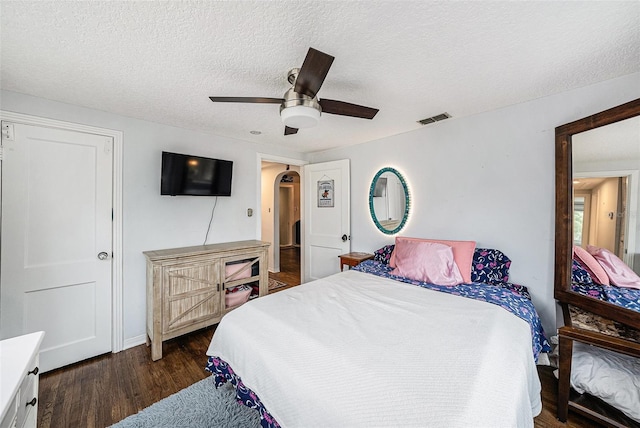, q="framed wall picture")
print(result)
[317,179,334,207]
